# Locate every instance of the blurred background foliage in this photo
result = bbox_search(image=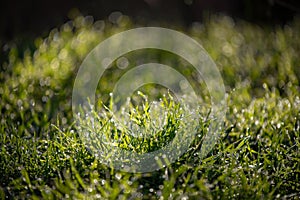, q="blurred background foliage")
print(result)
[1,0,300,65]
